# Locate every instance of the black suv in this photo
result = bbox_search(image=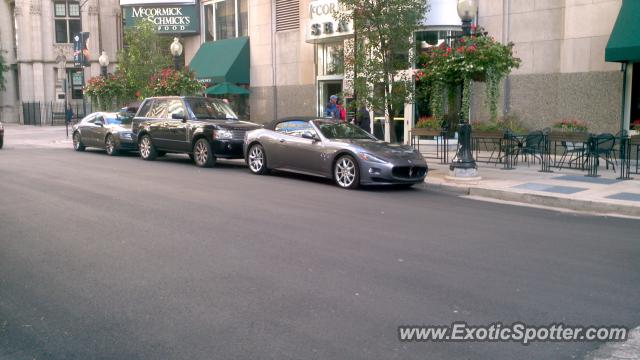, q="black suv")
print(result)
[132,96,261,167]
